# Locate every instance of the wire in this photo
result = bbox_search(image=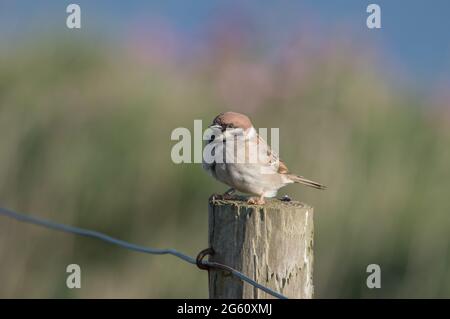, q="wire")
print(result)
[0,206,287,299]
